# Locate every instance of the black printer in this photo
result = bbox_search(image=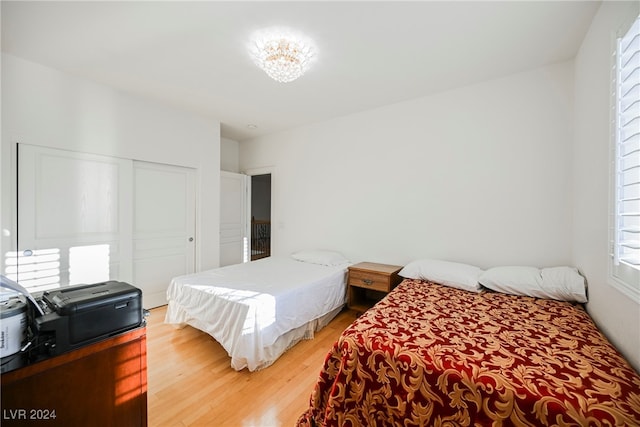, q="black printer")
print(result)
[34,281,143,357]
